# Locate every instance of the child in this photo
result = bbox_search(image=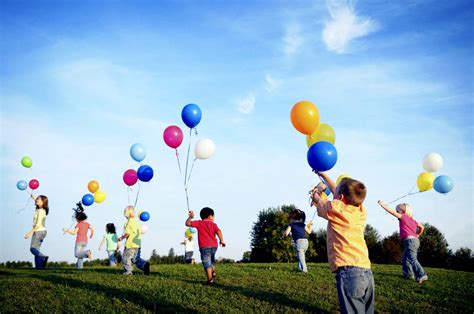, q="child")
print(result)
[118,206,150,275]
[63,208,94,269]
[24,195,49,269]
[282,209,314,273]
[378,200,428,283]
[181,232,194,264]
[185,207,225,285]
[99,223,120,266]
[312,173,374,314]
